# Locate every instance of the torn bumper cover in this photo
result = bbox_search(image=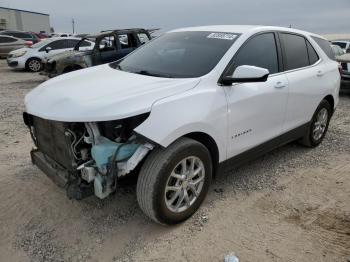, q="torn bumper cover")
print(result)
[25,114,154,200]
